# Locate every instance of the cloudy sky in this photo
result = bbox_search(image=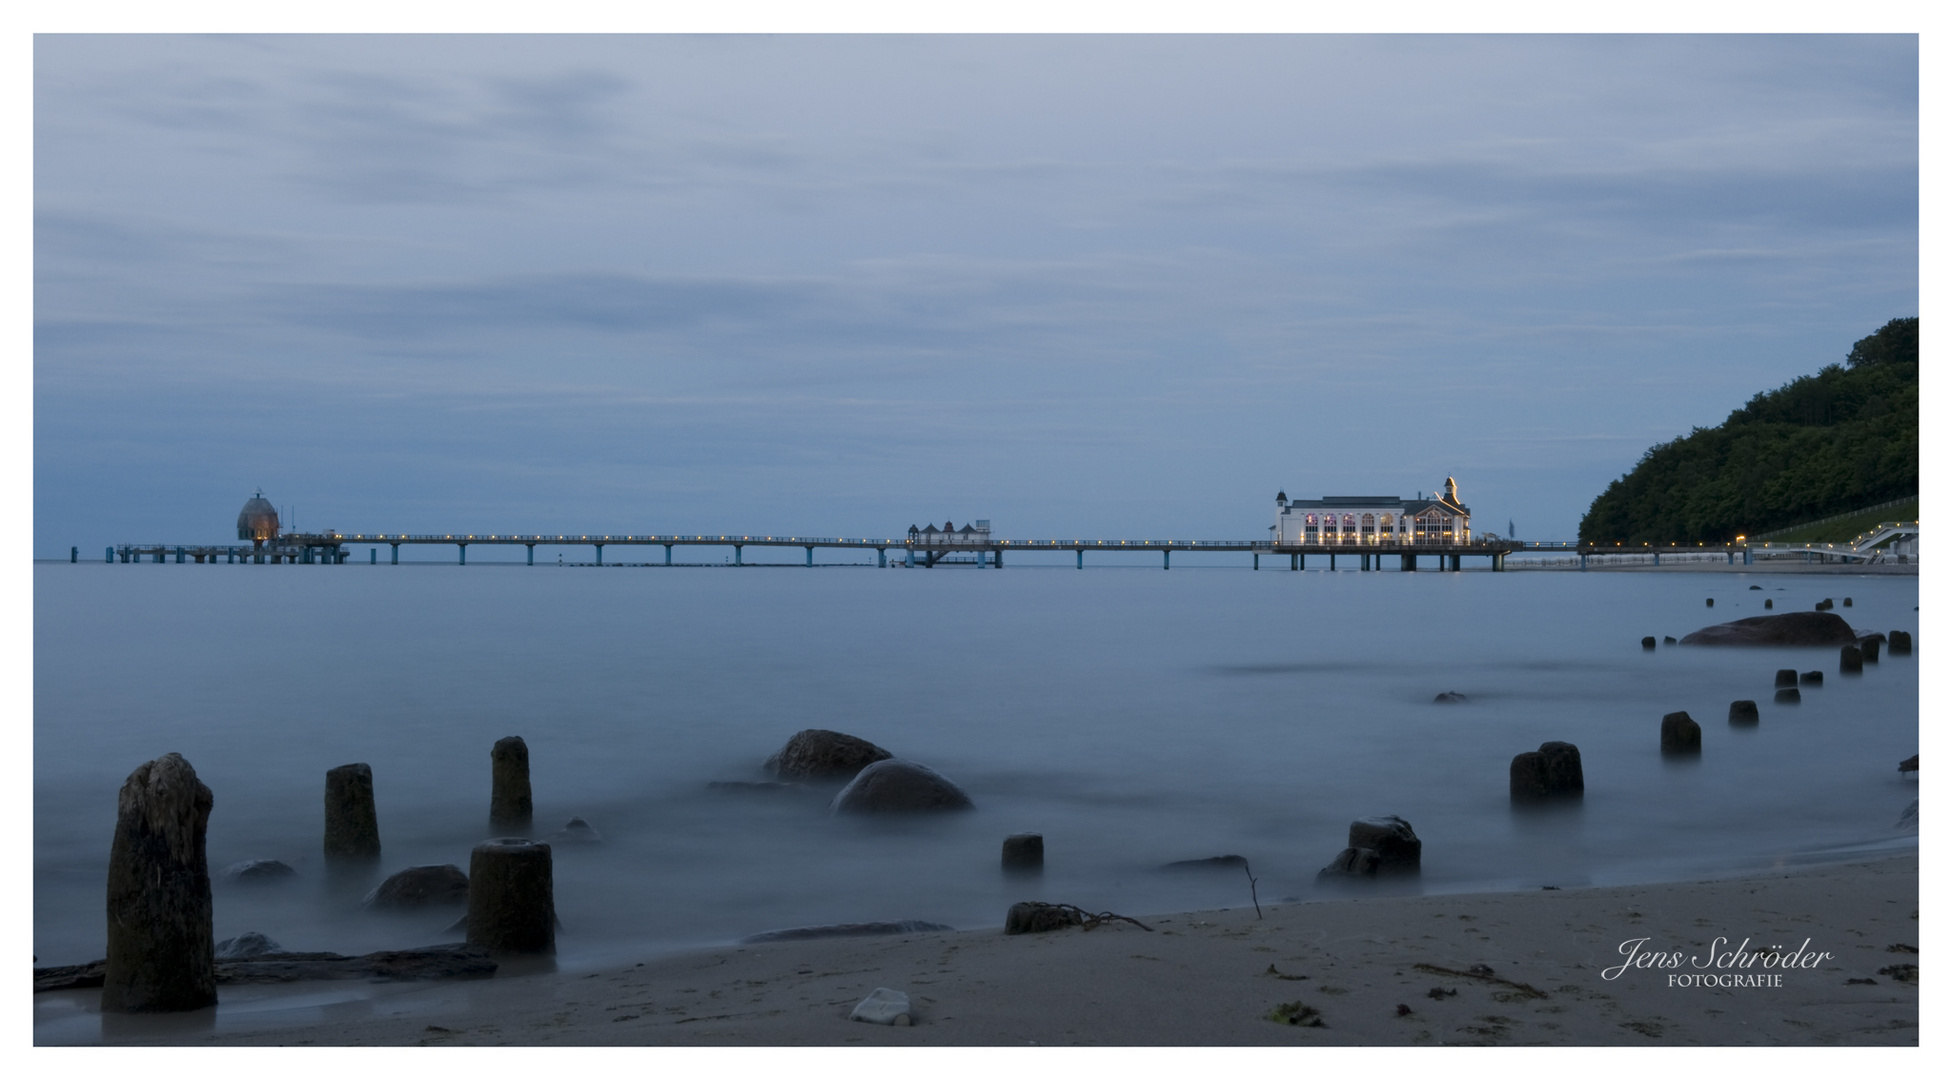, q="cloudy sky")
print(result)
[32,34,1917,555]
